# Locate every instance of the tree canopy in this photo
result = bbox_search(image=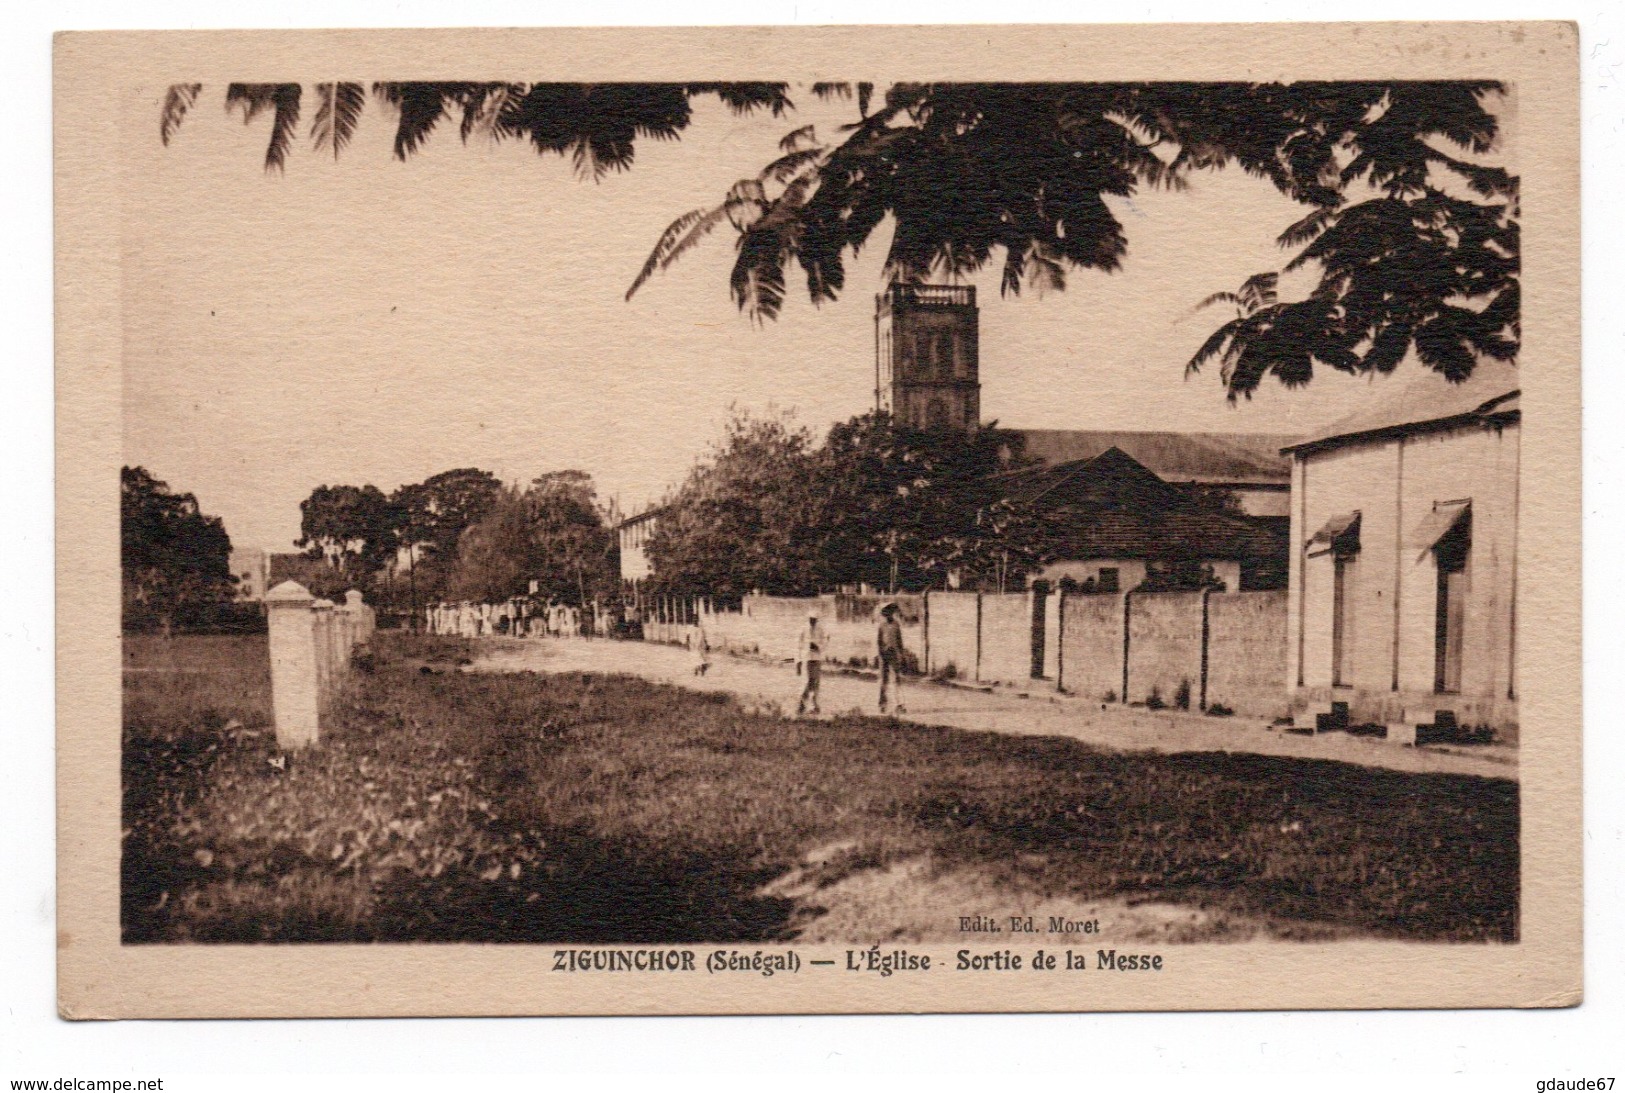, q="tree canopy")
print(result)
[163,79,1517,400]
[296,483,396,591]
[121,466,236,632]
[646,409,1041,595]
[447,471,616,603]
